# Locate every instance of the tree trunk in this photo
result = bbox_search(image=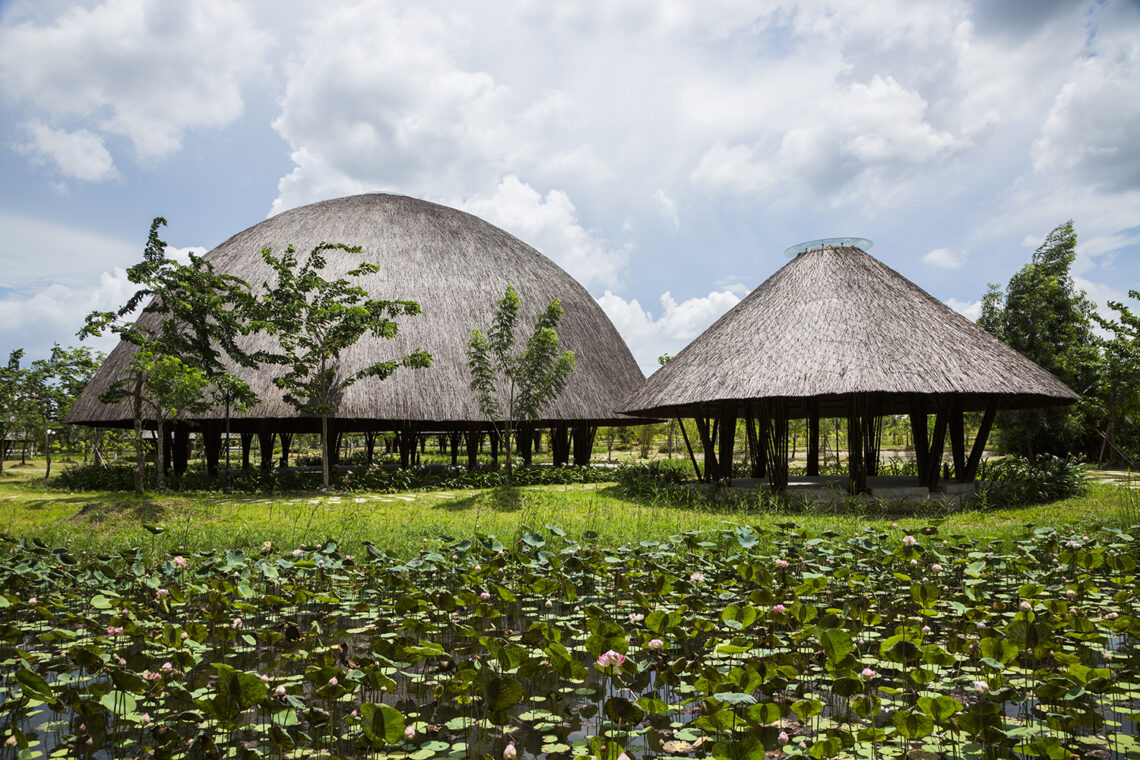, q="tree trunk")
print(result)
[321,414,330,489]
[504,421,514,483]
[155,417,166,490]
[43,419,51,481]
